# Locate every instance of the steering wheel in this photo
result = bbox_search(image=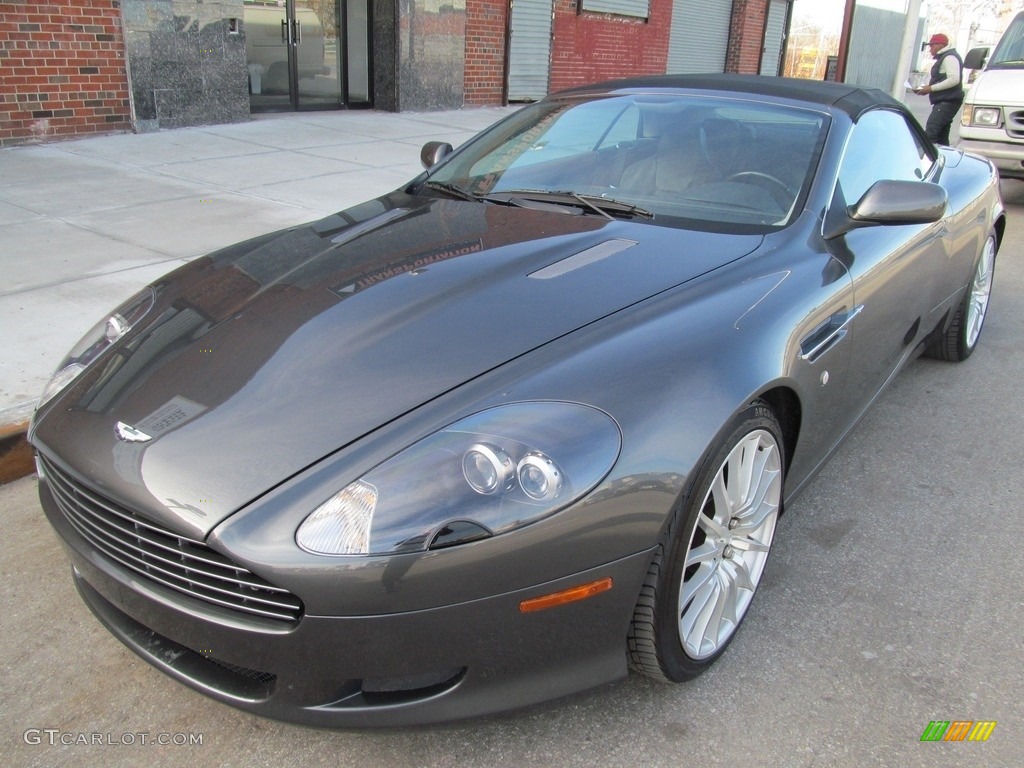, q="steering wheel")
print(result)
[725,171,795,210]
